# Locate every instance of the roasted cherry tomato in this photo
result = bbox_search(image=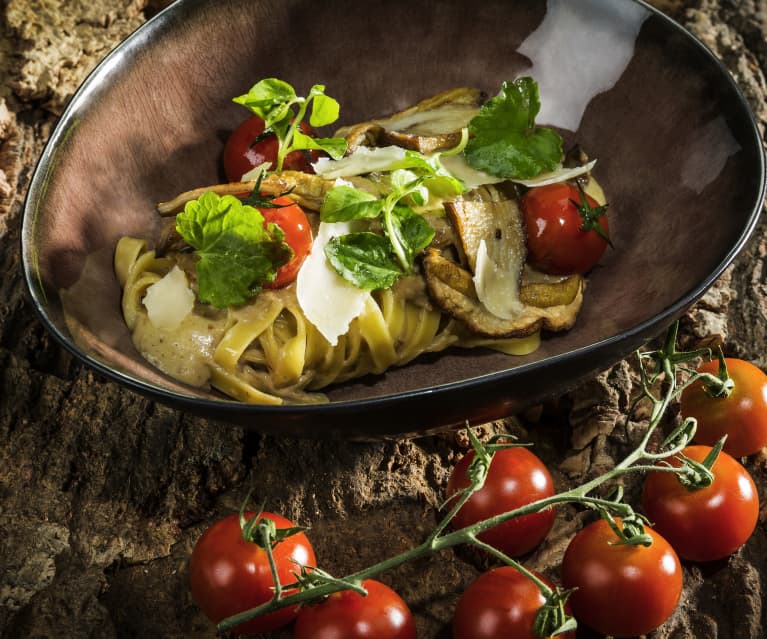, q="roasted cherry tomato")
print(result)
[681,357,767,457]
[641,445,758,562]
[292,579,416,639]
[223,115,321,181]
[561,518,682,638]
[259,196,312,288]
[189,511,315,635]
[446,446,556,557]
[453,566,574,639]
[521,182,609,275]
